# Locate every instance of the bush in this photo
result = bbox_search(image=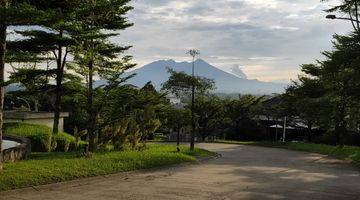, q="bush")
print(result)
[53,132,76,152]
[153,133,167,142]
[4,123,53,152]
[4,123,76,152]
